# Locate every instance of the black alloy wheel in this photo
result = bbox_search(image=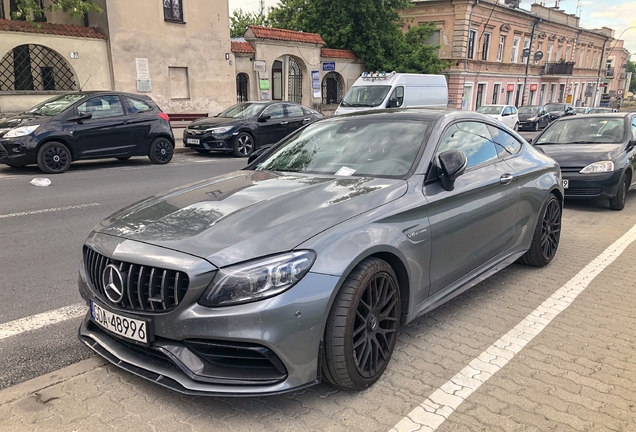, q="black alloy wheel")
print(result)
[233,132,254,158]
[37,141,72,174]
[148,138,174,164]
[534,121,539,132]
[609,174,629,211]
[323,258,401,390]
[518,193,562,267]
